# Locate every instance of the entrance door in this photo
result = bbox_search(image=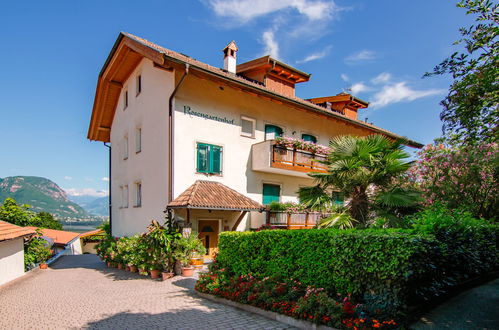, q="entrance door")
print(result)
[198,220,219,259]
